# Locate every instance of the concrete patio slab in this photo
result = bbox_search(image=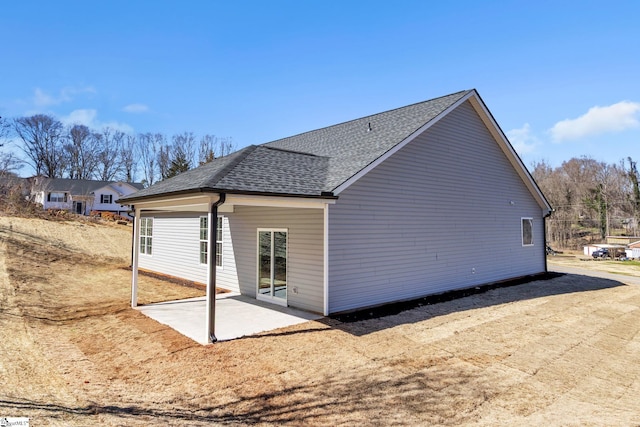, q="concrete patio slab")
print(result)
[136,292,323,344]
